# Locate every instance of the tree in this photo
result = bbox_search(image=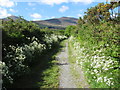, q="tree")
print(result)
[65,25,76,37]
